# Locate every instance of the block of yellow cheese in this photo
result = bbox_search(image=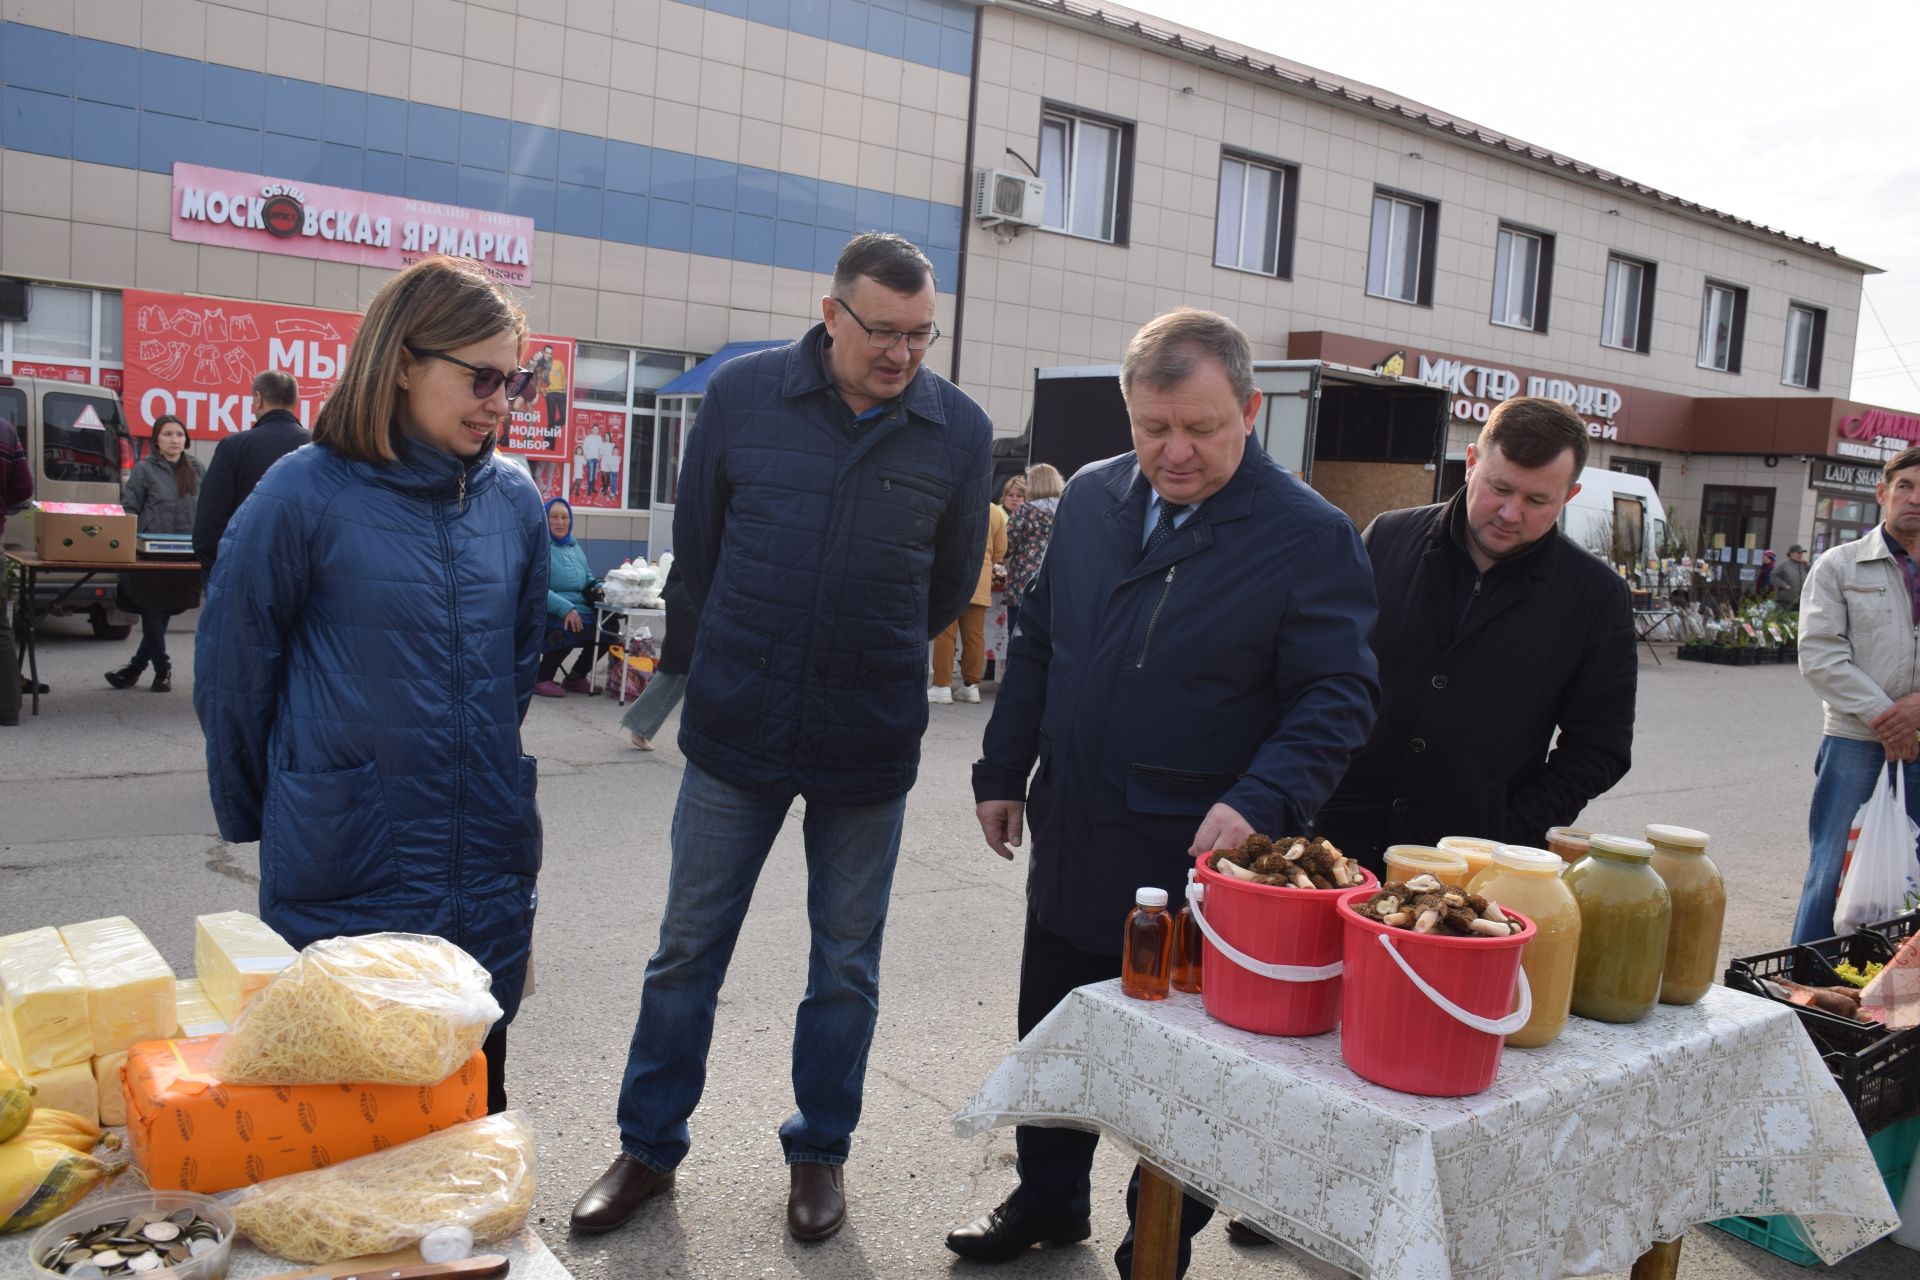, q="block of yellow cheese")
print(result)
[93,1050,130,1126]
[173,979,229,1039]
[193,911,296,1023]
[25,1058,99,1126]
[57,917,177,1057]
[0,927,94,1070]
